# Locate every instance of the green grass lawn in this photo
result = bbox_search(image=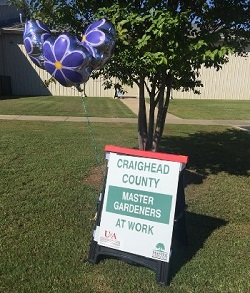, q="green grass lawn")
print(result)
[168,99,250,120]
[1,120,249,292]
[1,96,250,120]
[0,96,136,118]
